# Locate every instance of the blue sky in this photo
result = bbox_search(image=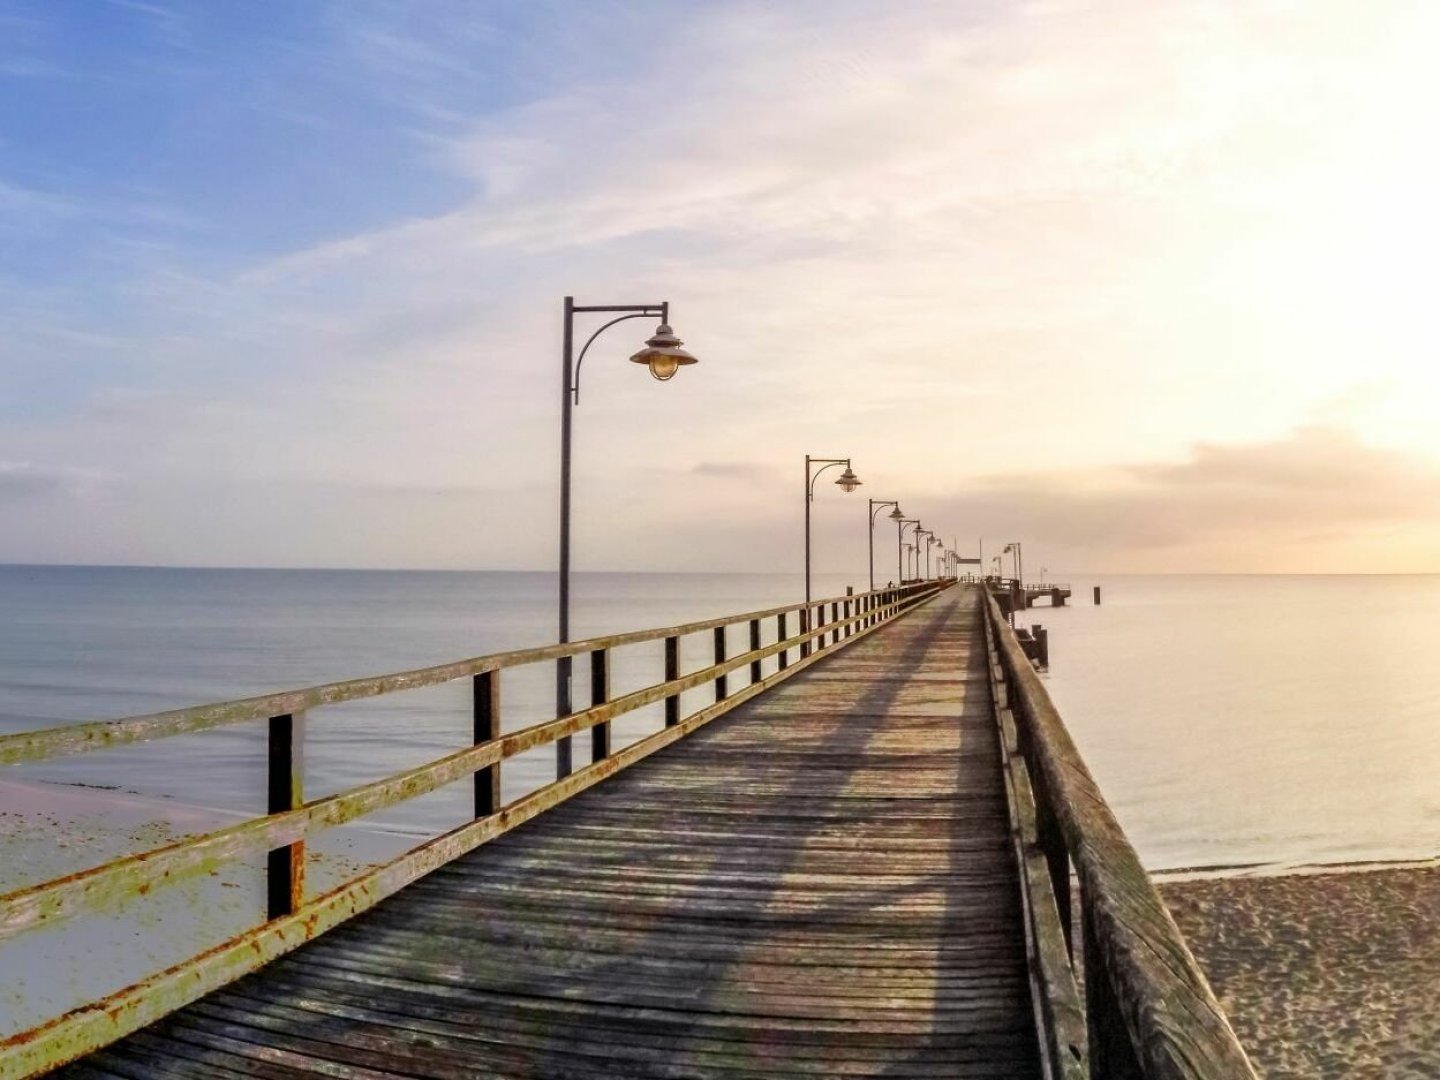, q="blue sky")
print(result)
[4,1,1440,572]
